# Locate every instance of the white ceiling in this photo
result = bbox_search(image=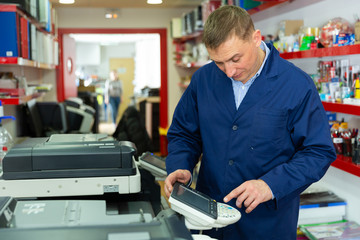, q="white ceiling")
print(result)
[70,33,159,45]
[50,0,203,9]
[58,0,201,46]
